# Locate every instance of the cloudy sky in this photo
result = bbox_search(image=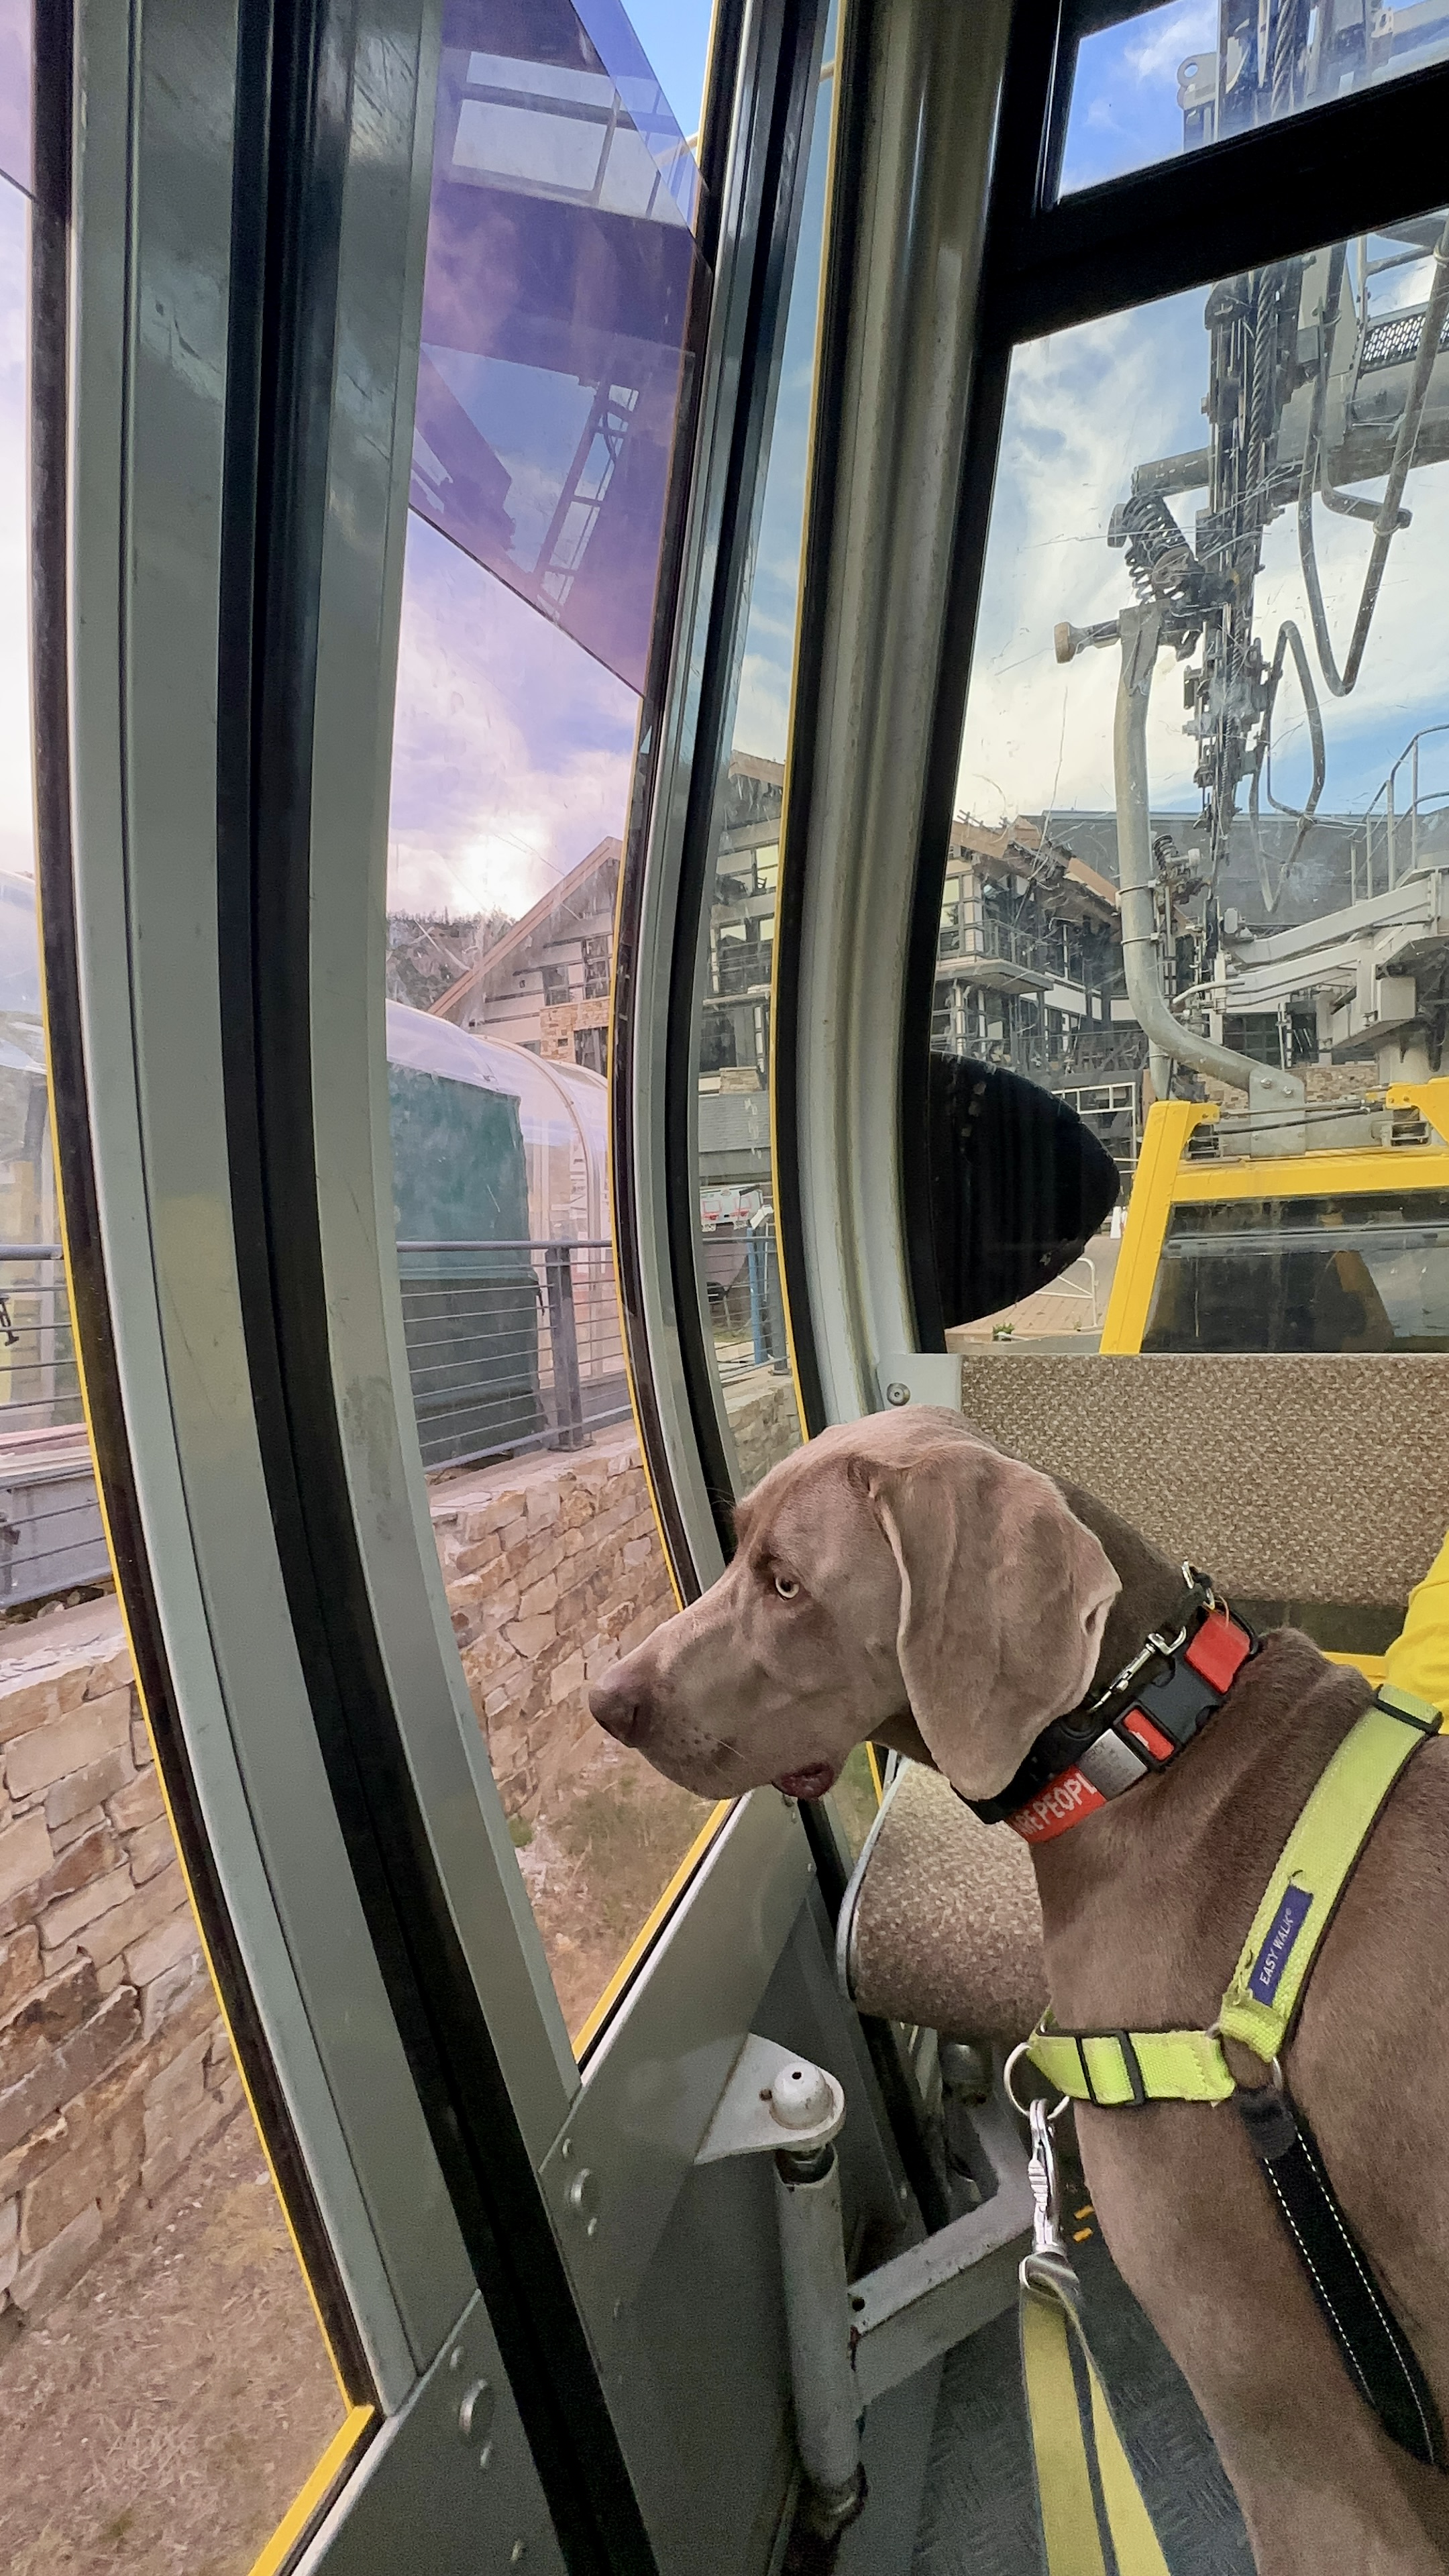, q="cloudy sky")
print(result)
[386,516,642,917]
[958,236,1449,837]
[1060,1,1218,194]
[5,3,1449,925]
